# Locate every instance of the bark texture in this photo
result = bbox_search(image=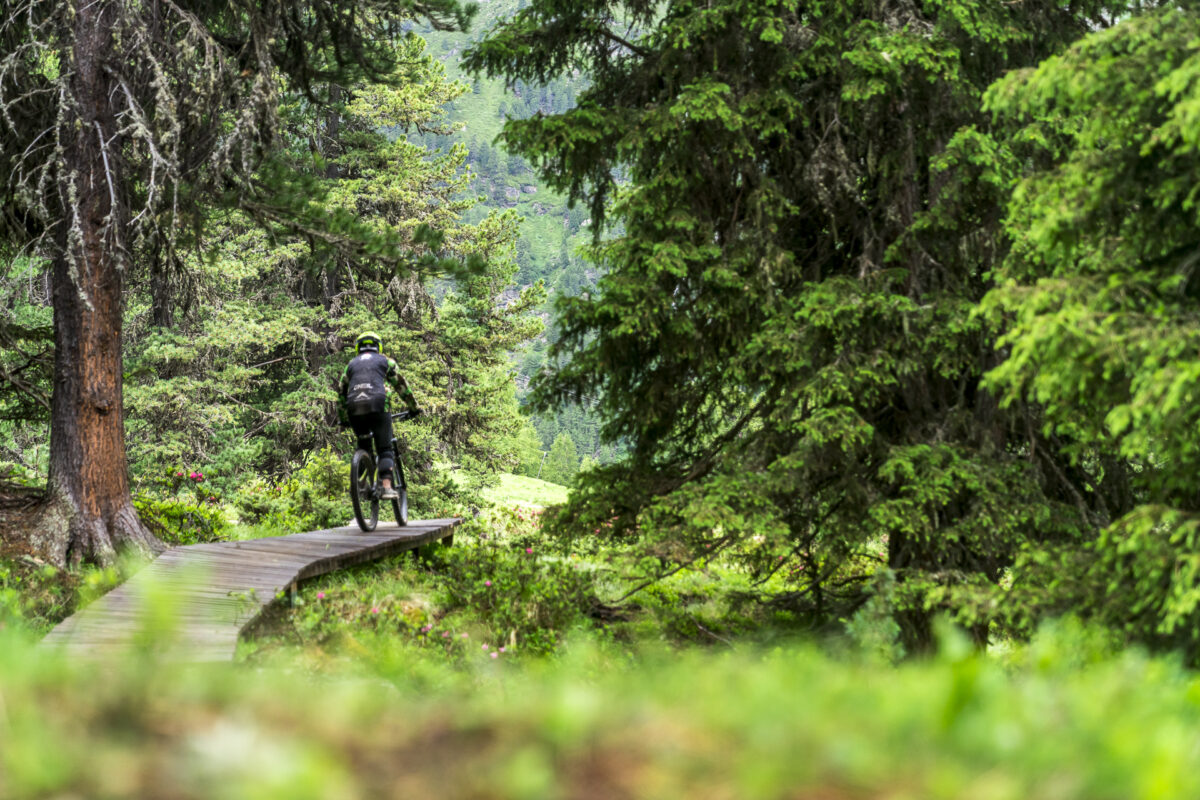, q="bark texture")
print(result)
[40,0,163,567]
